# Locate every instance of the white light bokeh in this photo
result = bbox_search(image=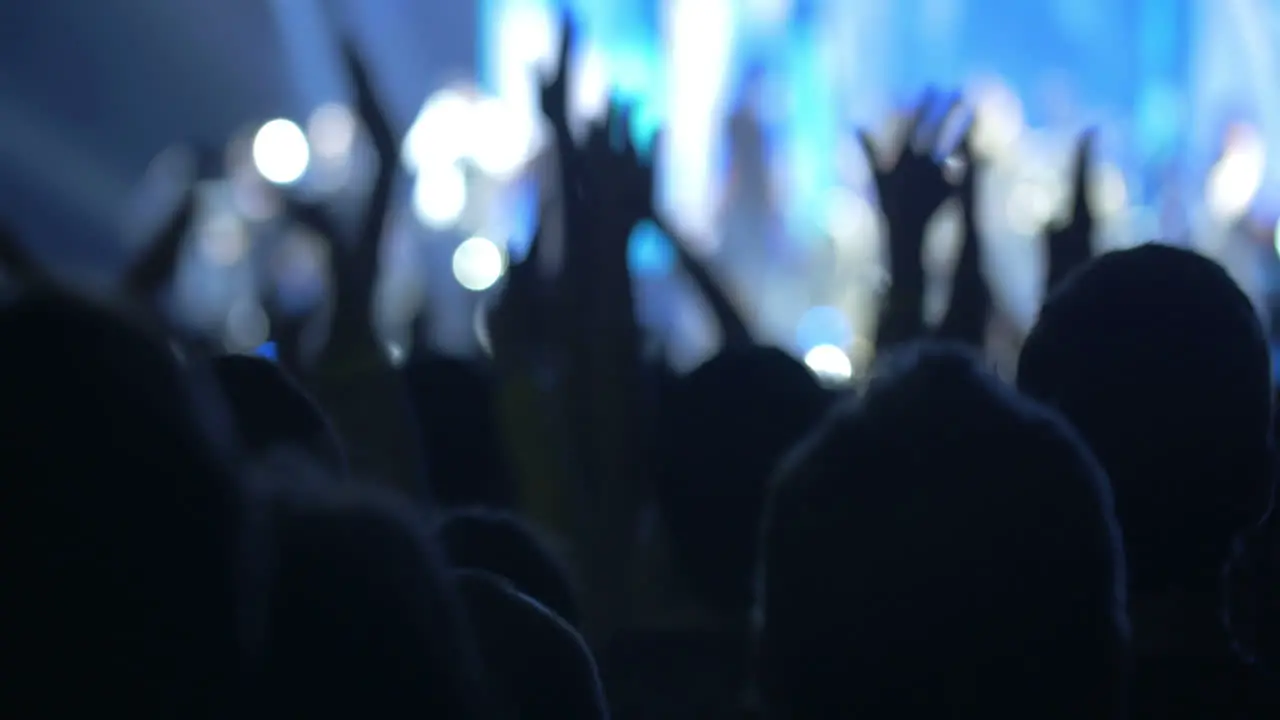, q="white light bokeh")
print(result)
[252,119,310,185]
[452,236,506,292]
[1207,133,1266,220]
[469,97,534,178]
[574,45,611,122]
[307,103,357,161]
[199,214,249,266]
[403,89,475,173]
[385,341,408,367]
[225,299,271,351]
[969,79,1024,161]
[411,164,468,229]
[803,344,854,383]
[1006,181,1059,235]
